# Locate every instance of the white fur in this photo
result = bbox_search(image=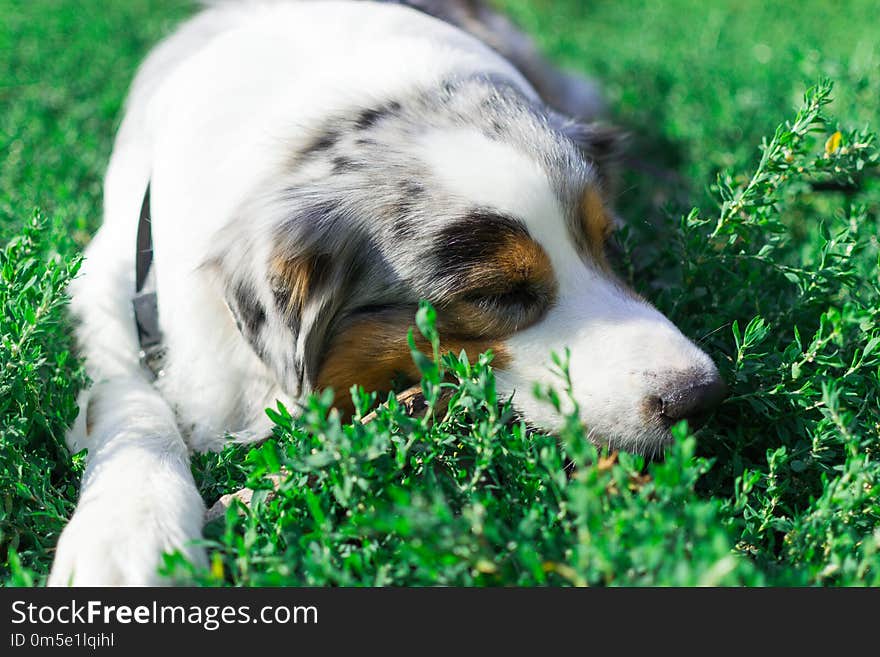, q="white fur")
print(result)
[48,379,207,586]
